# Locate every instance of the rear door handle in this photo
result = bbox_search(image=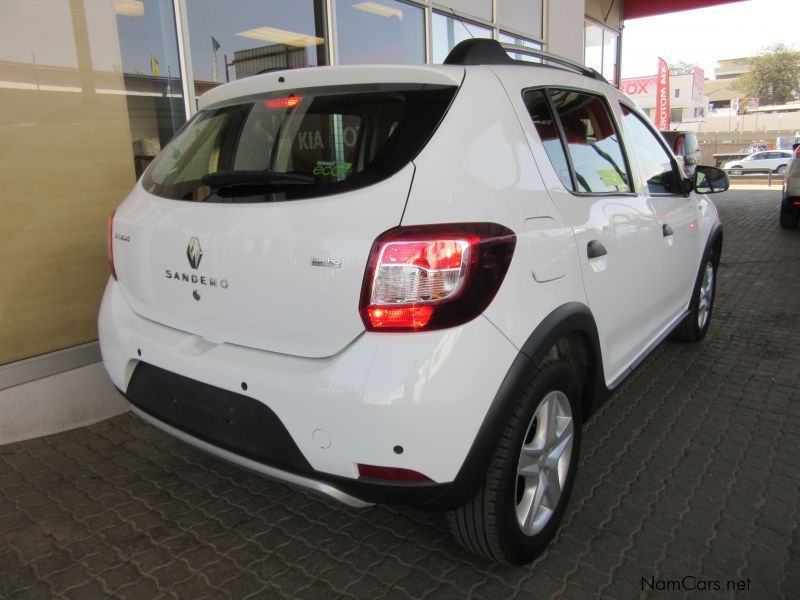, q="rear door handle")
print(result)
[662,223,674,237]
[587,240,607,259]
